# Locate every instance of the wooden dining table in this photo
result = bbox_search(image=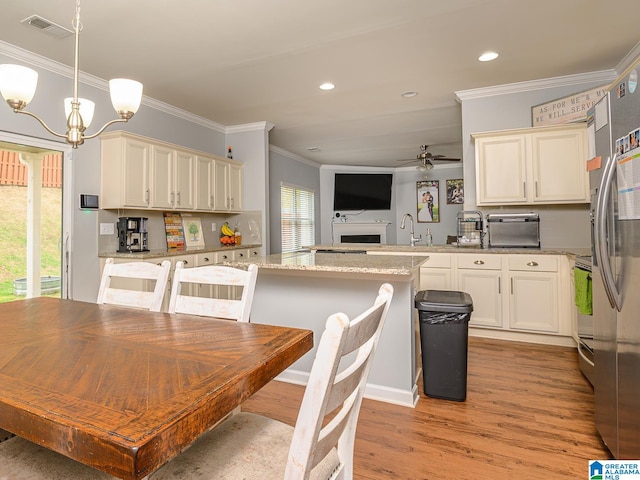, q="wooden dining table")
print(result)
[0,297,313,479]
